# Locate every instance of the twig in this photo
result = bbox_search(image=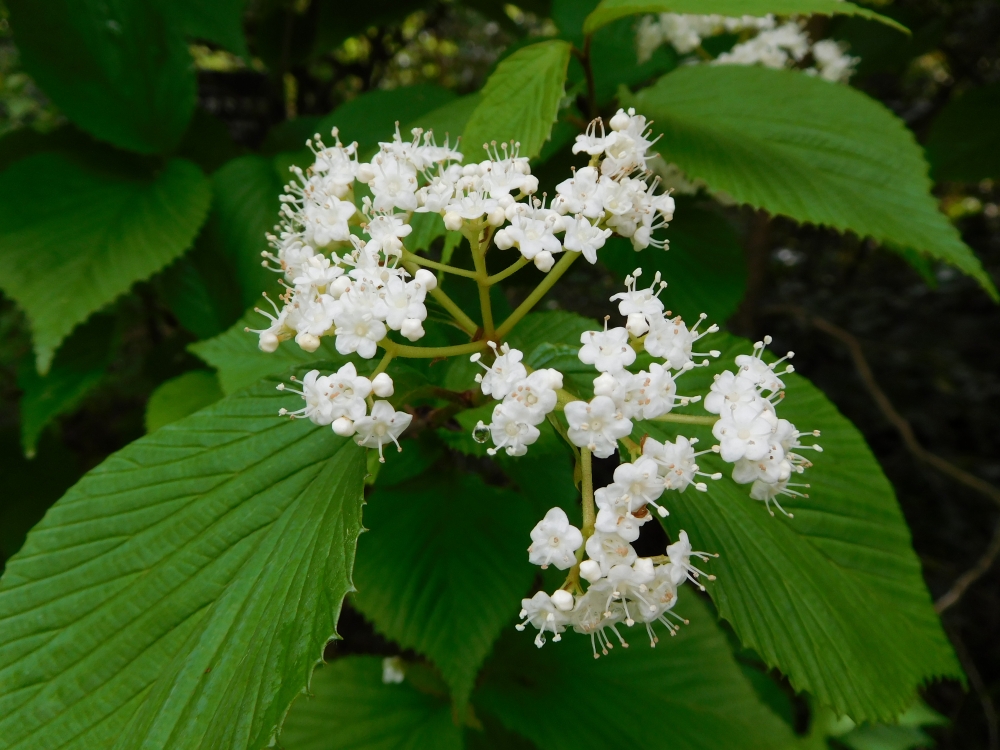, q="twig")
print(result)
[766,305,1000,613]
